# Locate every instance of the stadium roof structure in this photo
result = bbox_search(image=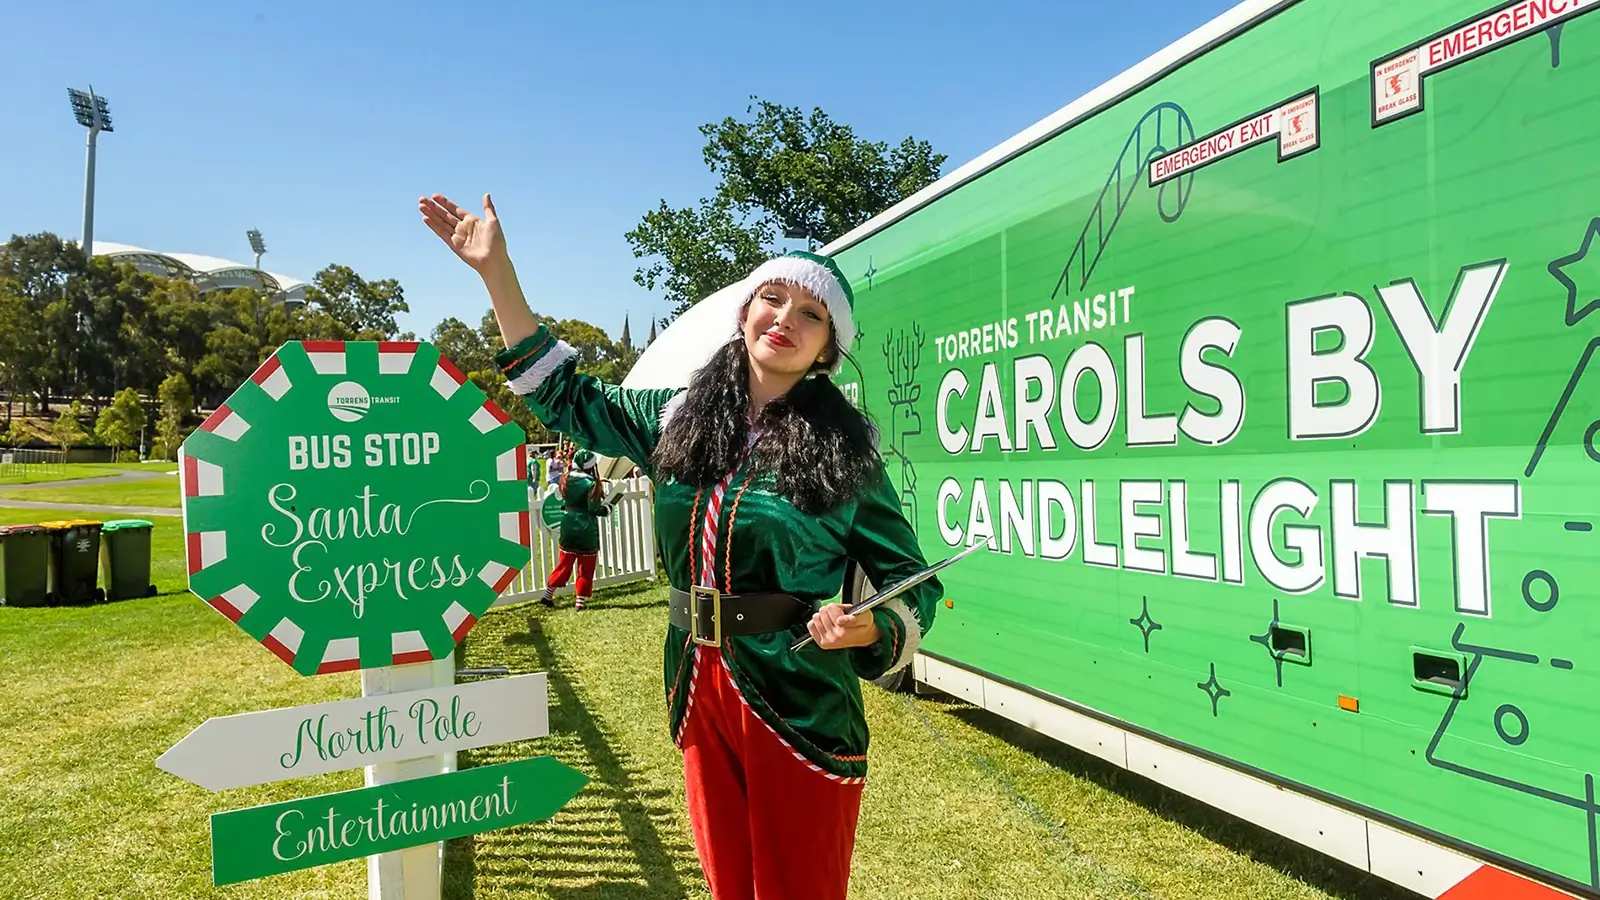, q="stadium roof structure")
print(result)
[93,241,310,304]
